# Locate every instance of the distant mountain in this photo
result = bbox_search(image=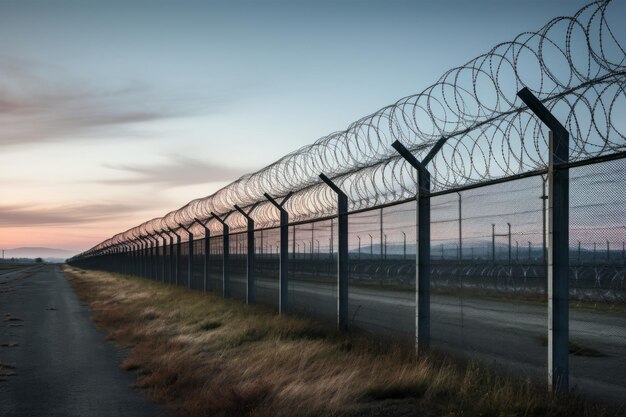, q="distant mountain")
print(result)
[4,247,79,261]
